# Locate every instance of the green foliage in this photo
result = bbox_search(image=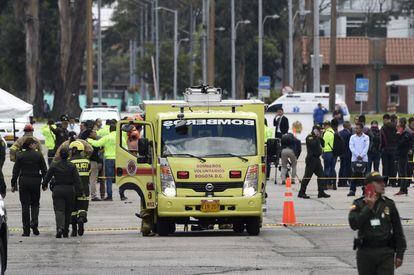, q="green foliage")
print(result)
[0,1,25,96]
